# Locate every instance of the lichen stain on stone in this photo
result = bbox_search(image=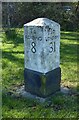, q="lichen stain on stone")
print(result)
[40,74,47,95]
